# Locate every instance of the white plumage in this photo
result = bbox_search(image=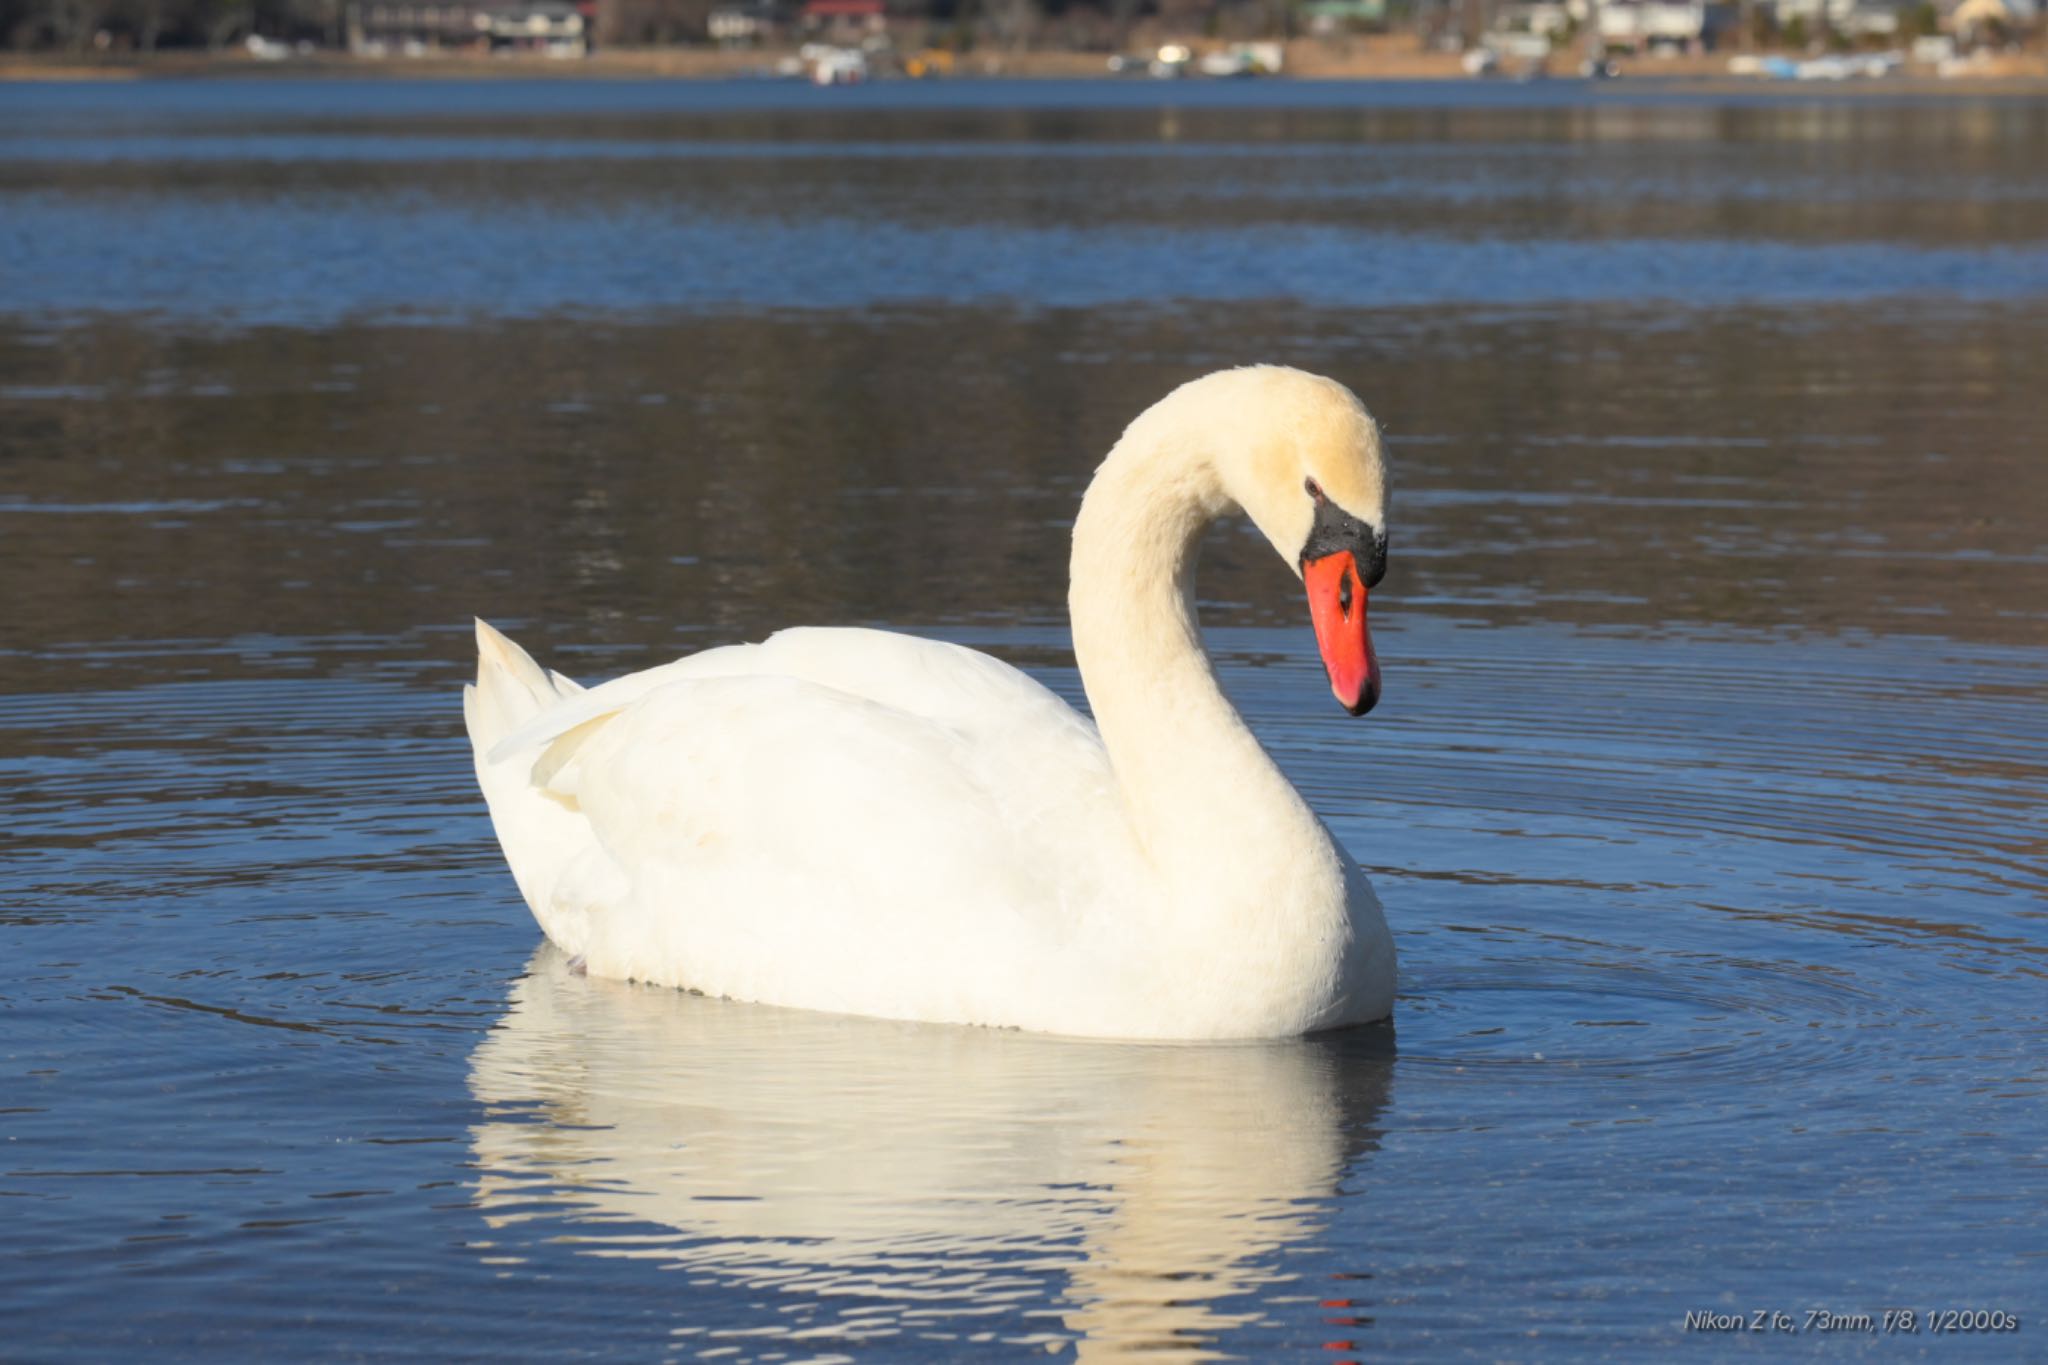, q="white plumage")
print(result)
[465,366,1397,1039]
